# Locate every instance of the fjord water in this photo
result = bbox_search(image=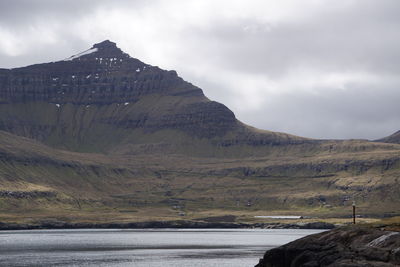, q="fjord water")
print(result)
[0,229,323,266]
